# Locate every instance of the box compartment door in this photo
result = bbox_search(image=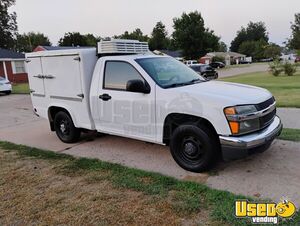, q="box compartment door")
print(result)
[41,54,83,101]
[26,57,45,96]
